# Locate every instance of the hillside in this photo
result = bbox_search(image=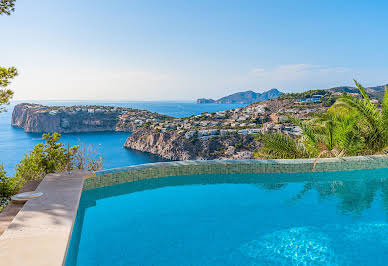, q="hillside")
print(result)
[12,90,332,160]
[328,84,387,99]
[197,84,386,105]
[197,89,283,104]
